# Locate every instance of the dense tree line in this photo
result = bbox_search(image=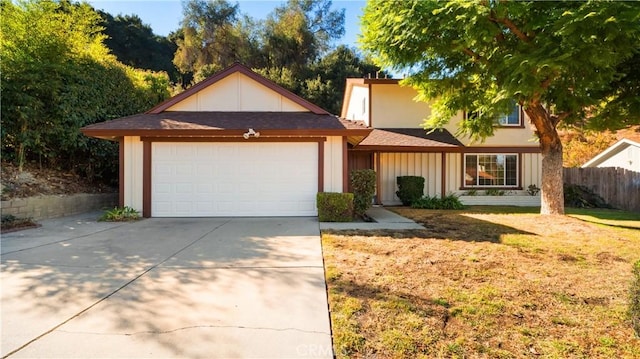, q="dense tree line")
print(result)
[1,0,170,183]
[1,0,380,185]
[170,0,380,113]
[97,0,381,113]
